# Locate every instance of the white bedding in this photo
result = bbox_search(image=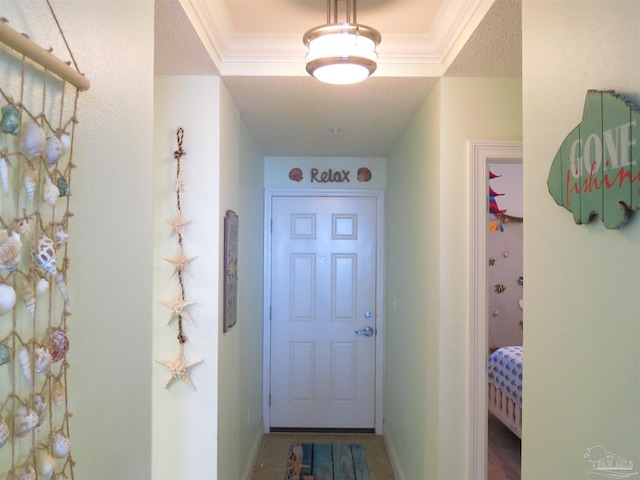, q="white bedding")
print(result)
[488,346,523,408]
